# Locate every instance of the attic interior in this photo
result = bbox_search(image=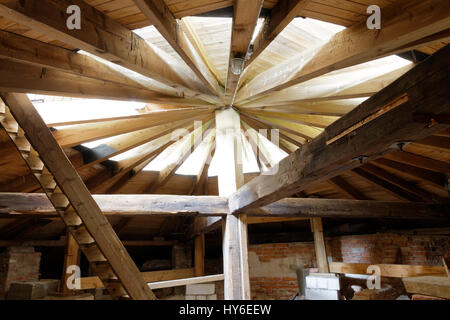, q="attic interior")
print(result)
[0,0,449,301]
